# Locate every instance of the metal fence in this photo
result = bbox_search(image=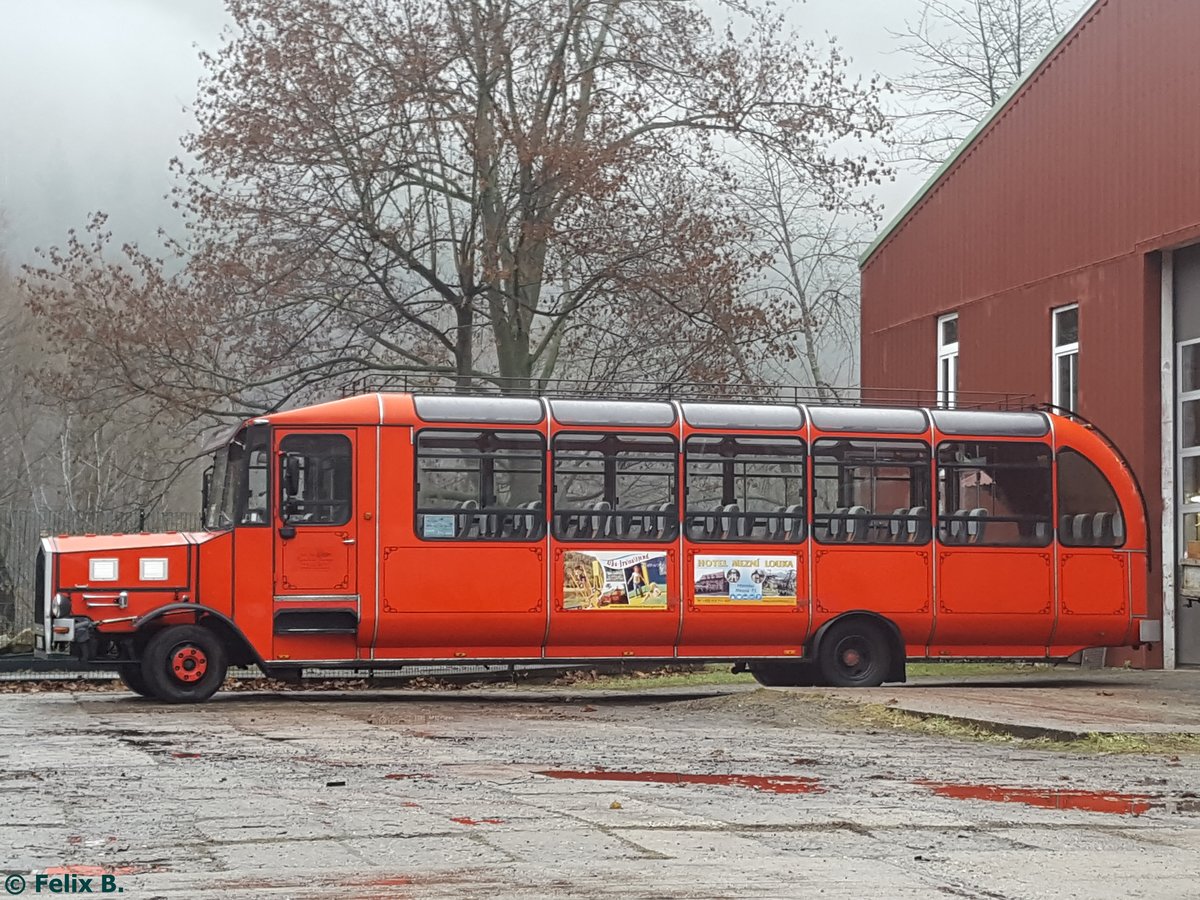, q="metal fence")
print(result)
[0,507,201,638]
